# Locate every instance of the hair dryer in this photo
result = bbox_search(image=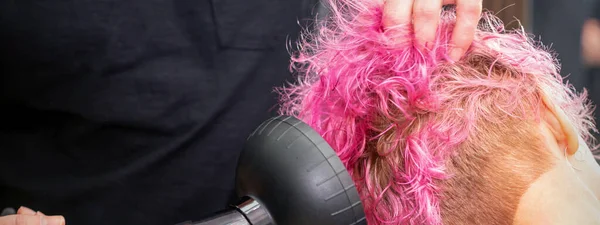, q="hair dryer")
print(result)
[184,116,366,225]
